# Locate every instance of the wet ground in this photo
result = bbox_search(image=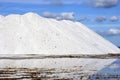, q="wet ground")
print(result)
[0,68,92,80]
[0,67,120,80]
